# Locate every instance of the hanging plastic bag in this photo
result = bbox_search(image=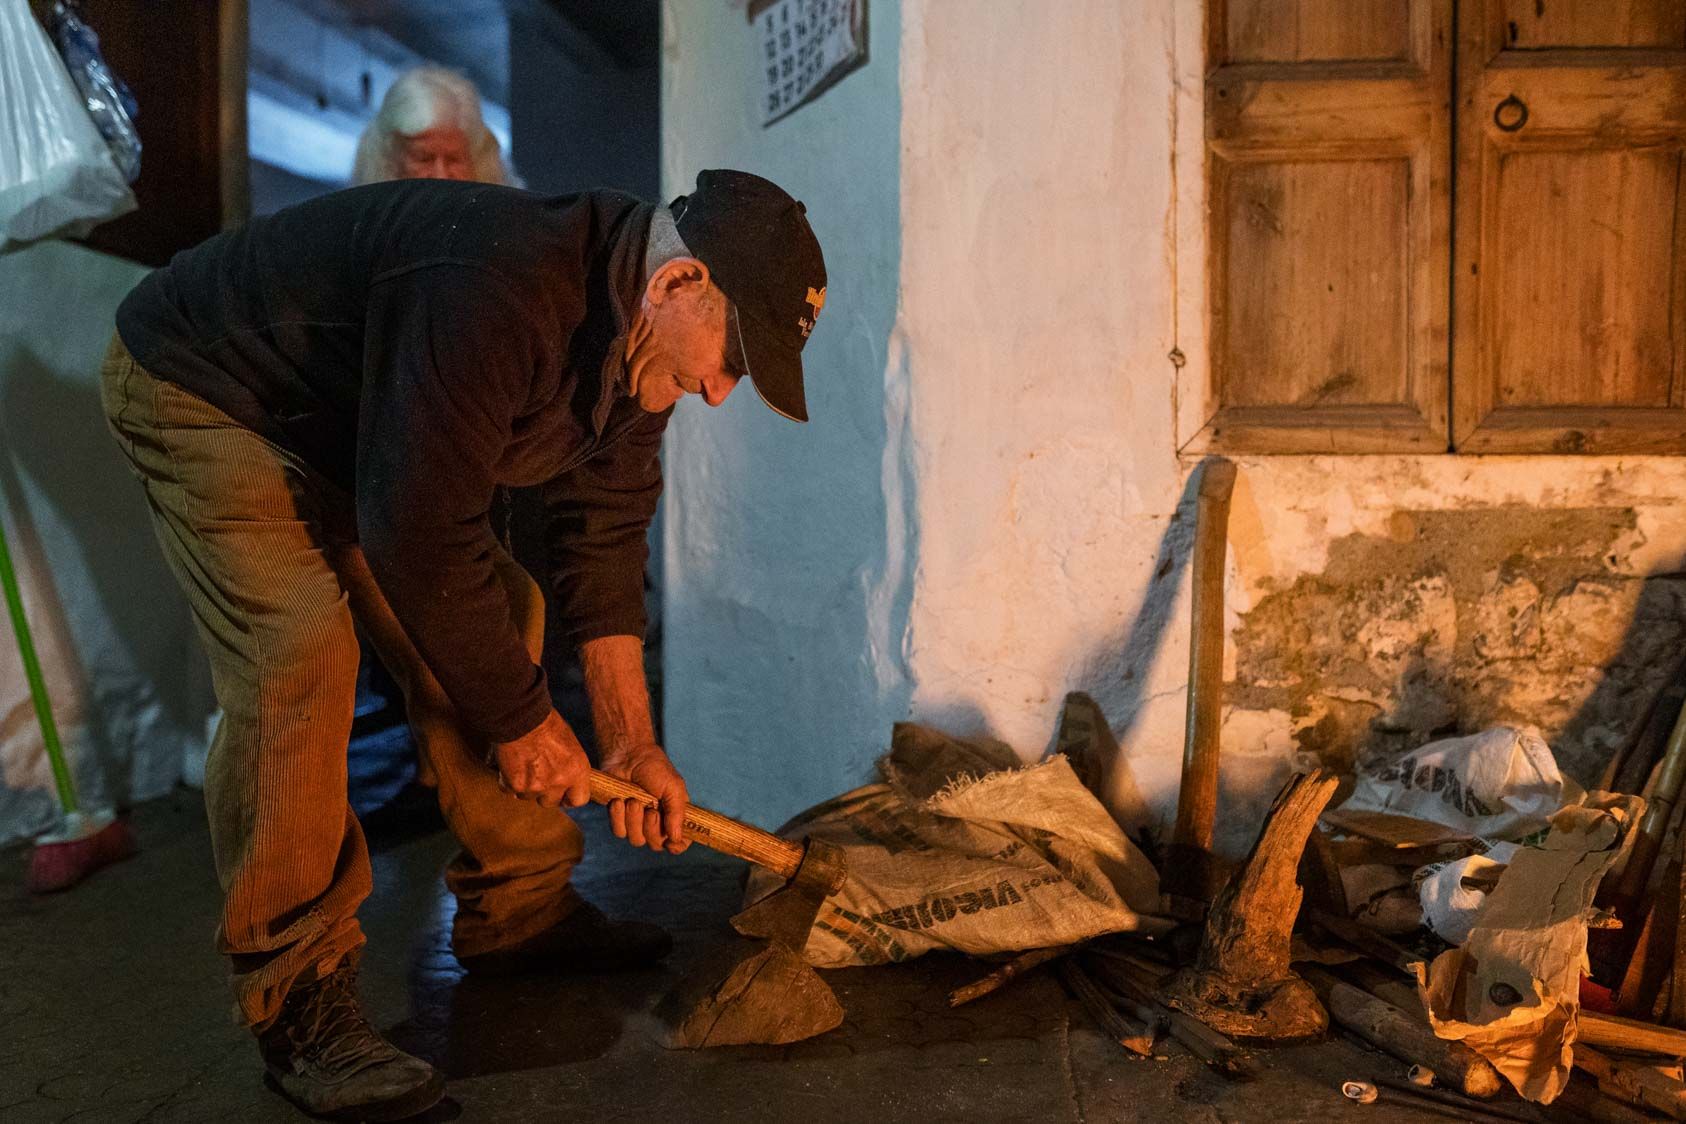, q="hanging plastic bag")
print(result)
[0,0,136,252]
[44,1,141,183]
